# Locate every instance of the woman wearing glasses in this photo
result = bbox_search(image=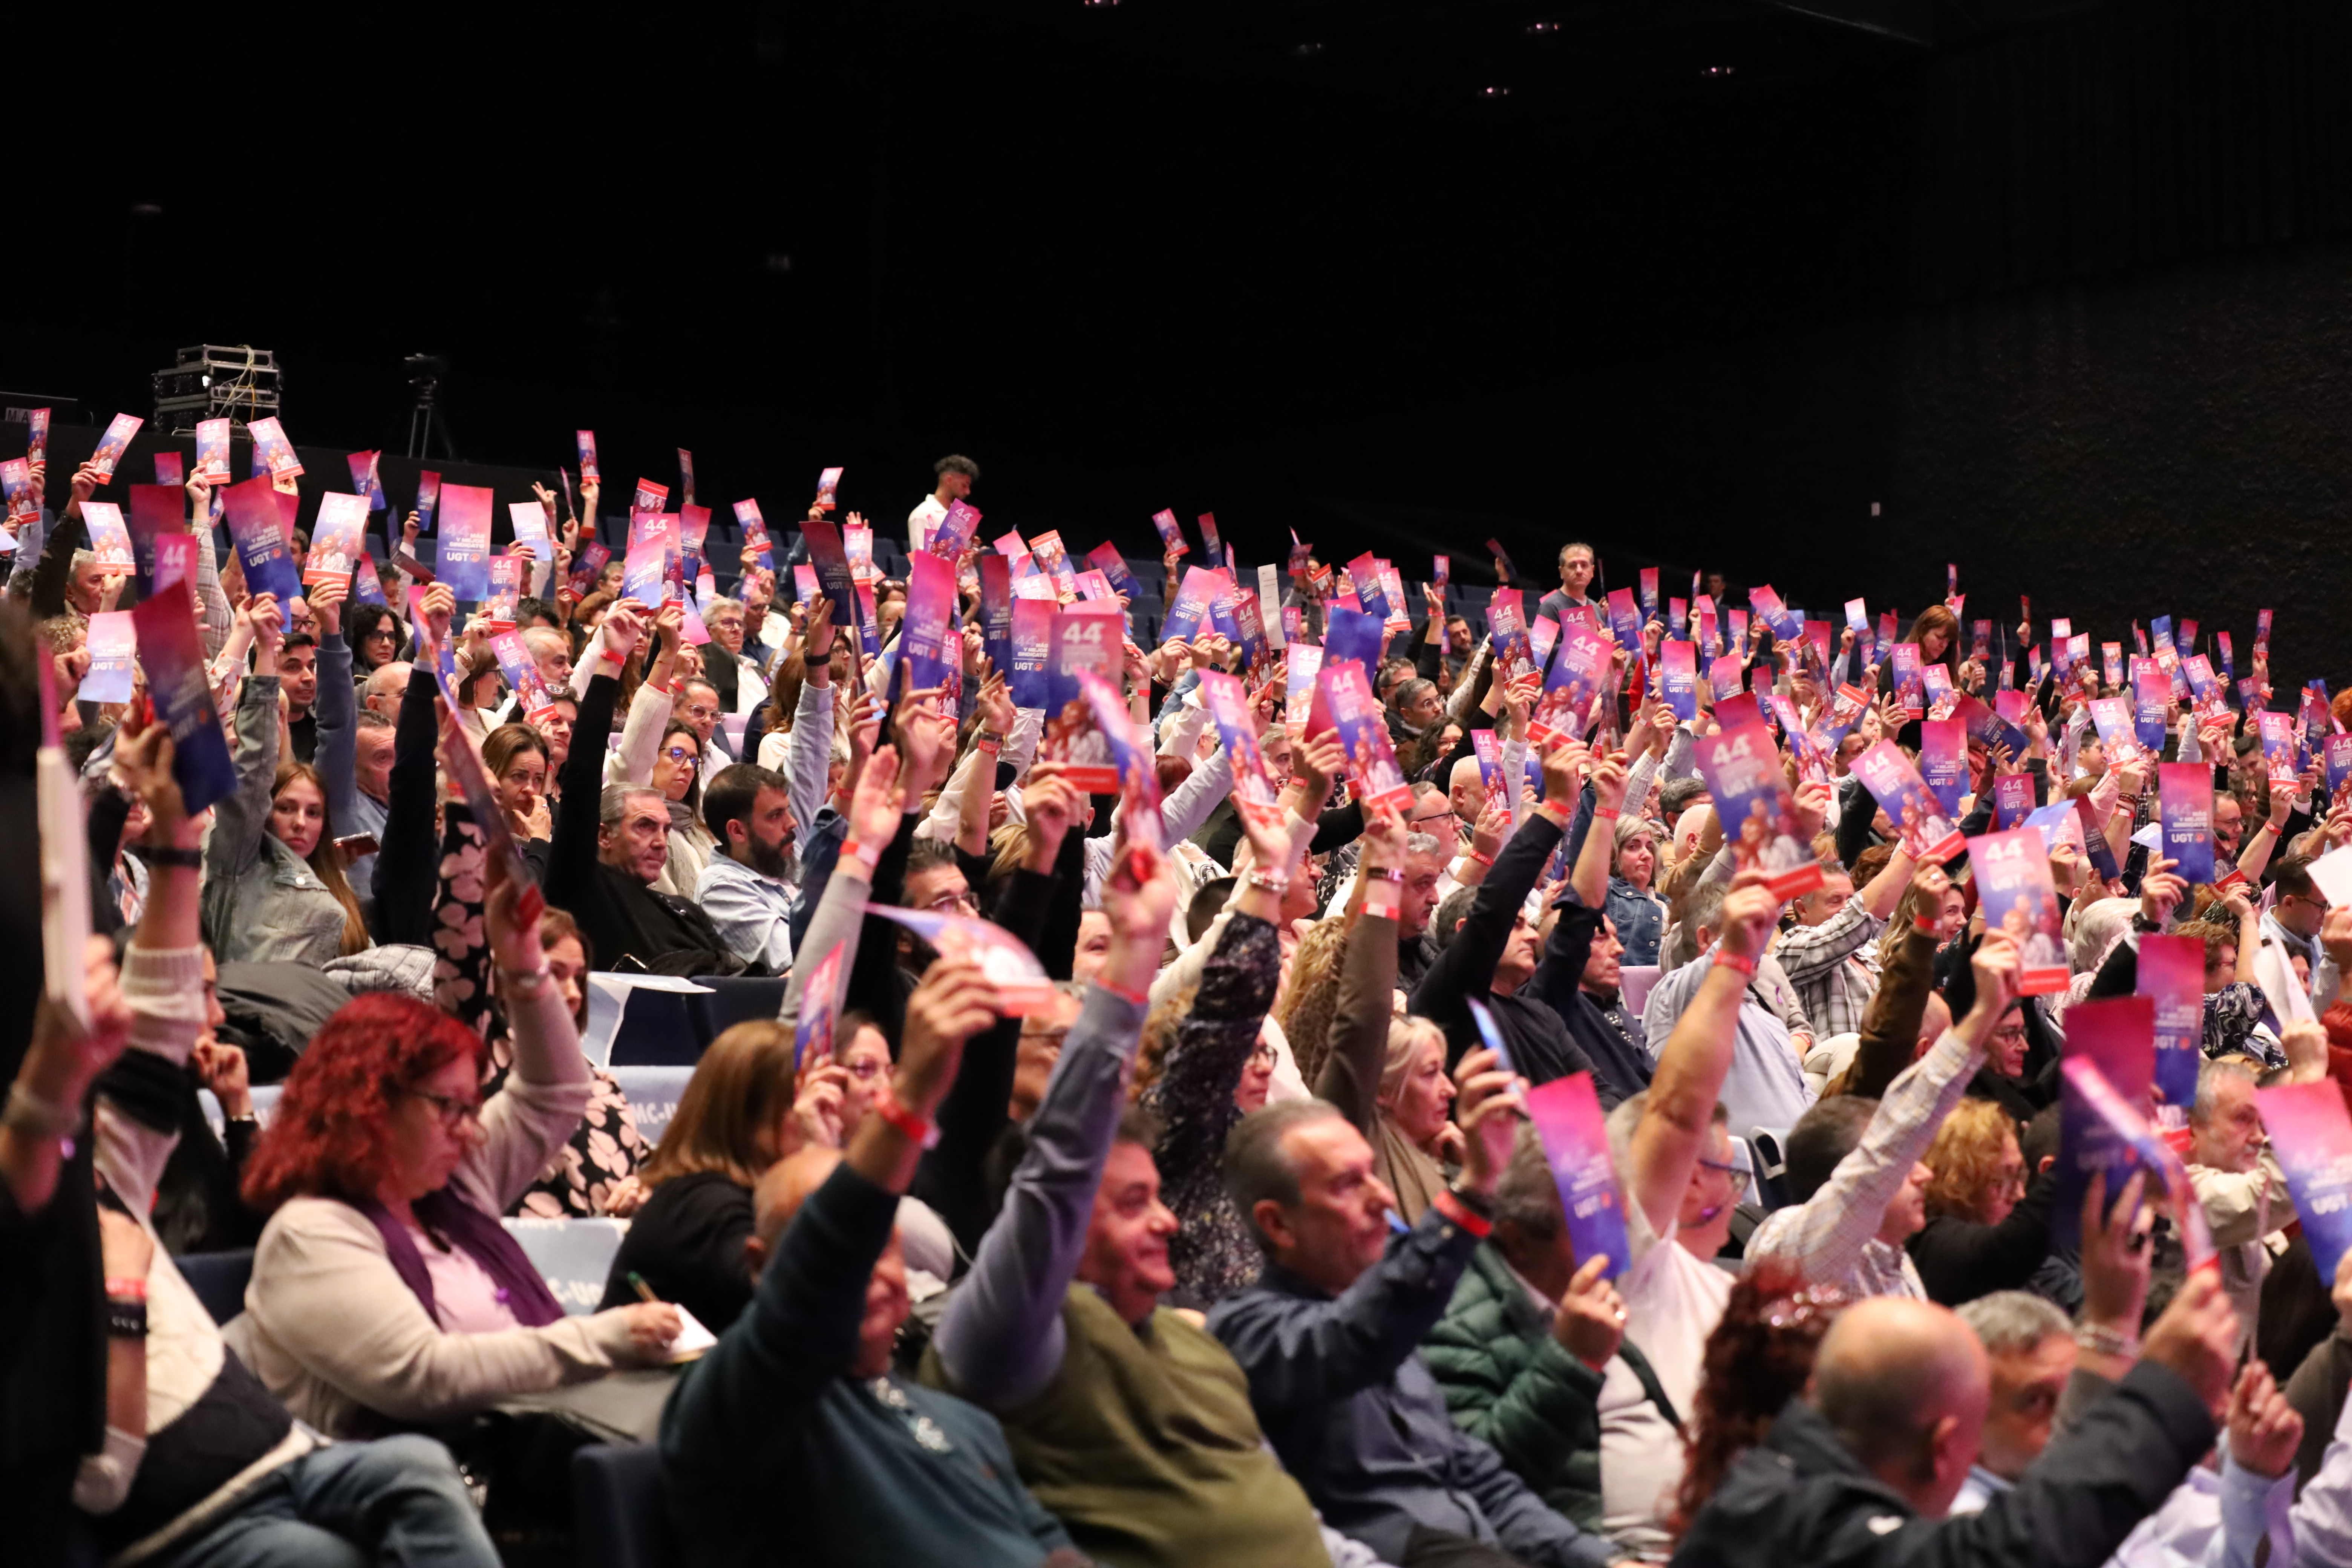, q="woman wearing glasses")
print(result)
[225,856,683,1438]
